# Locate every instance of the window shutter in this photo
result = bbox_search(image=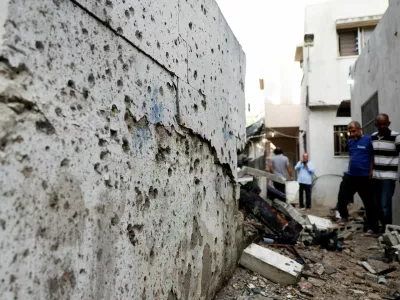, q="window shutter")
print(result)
[339,30,358,56]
